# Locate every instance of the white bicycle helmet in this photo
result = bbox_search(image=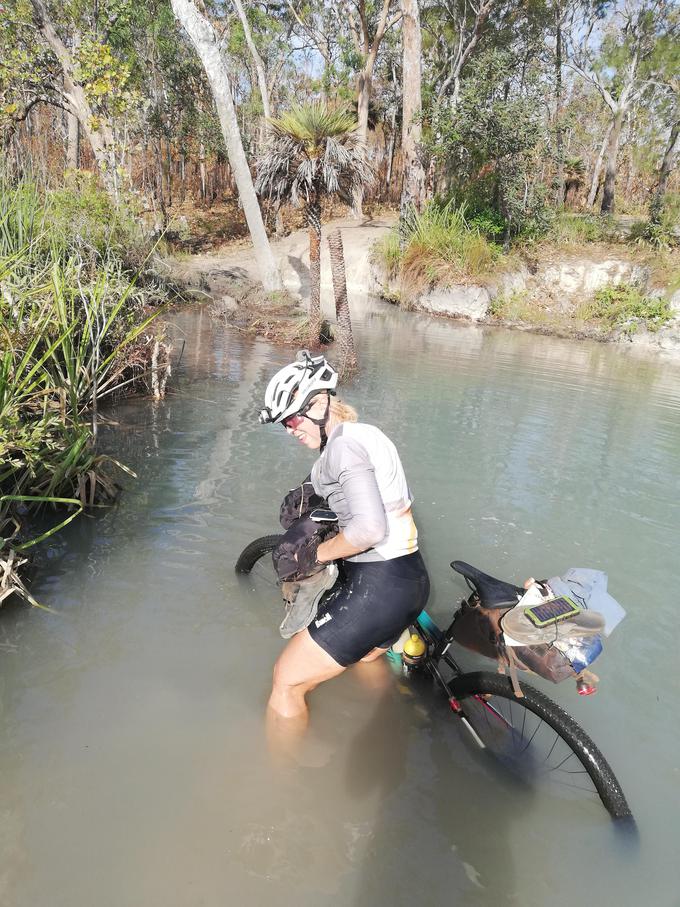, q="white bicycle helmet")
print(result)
[259,350,338,425]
